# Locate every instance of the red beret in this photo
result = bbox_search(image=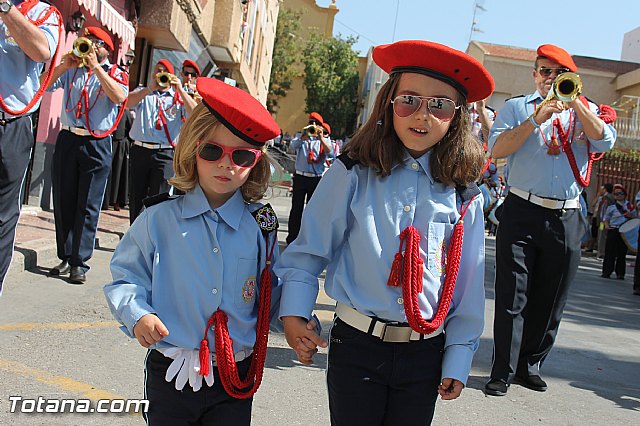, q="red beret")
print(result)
[182,59,201,76]
[321,122,331,135]
[373,40,494,103]
[157,59,174,75]
[84,26,114,51]
[613,184,626,194]
[196,78,280,147]
[308,112,324,124]
[536,44,577,73]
